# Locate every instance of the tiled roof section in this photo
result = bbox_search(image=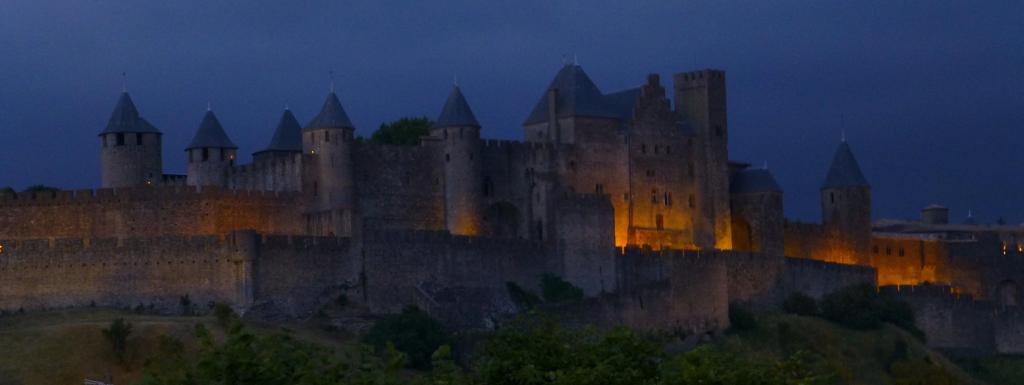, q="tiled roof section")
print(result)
[186,110,237,150]
[435,86,480,128]
[305,92,354,130]
[523,64,620,125]
[822,141,869,189]
[100,92,161,135]
[731,168,782,194]
[604,87,641,123]
[256,109,303,154]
